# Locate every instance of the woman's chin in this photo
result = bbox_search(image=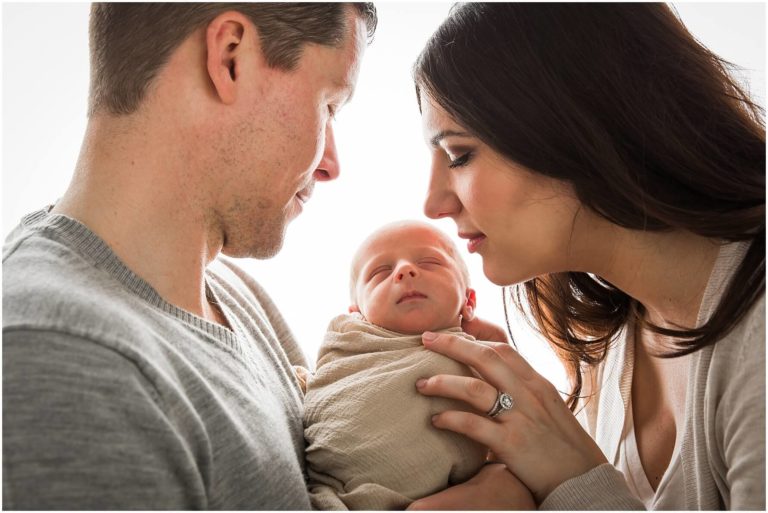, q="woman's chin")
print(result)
[482,258,529,287]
